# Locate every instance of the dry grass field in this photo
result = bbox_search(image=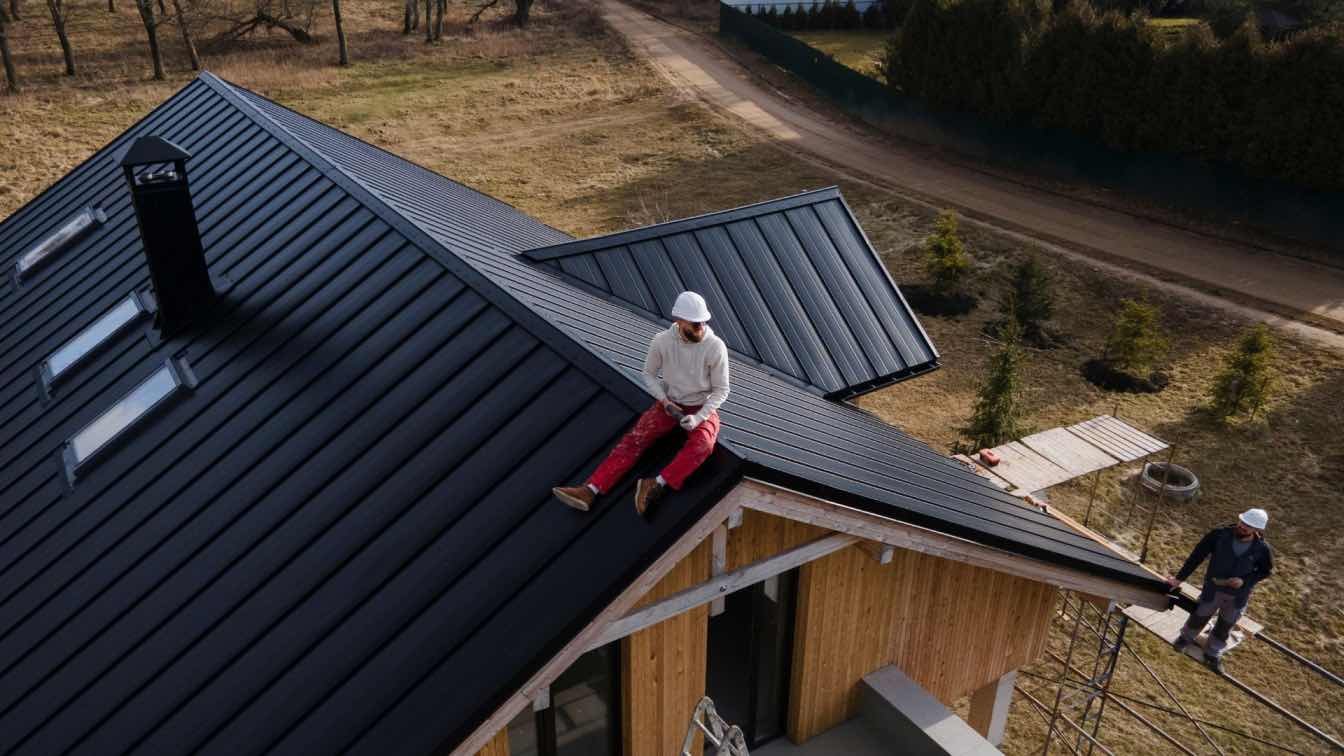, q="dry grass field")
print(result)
[3,0,1342,752]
